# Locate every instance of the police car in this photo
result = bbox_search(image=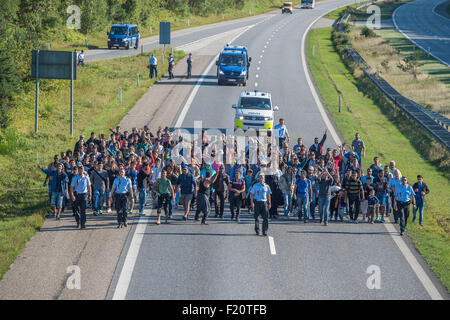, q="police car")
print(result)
[233,90,279,130]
